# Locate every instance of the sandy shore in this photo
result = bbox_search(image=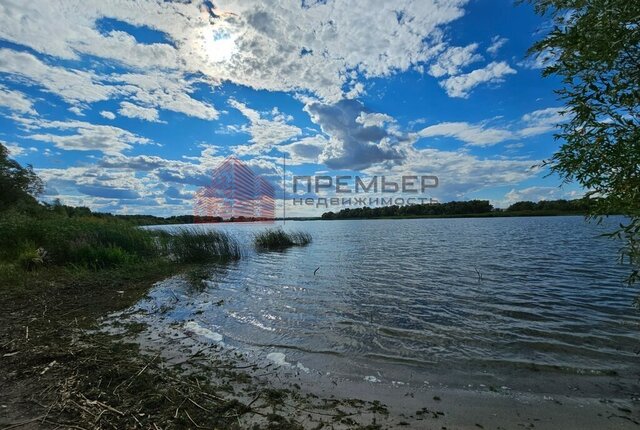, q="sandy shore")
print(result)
[104,309,640,430]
